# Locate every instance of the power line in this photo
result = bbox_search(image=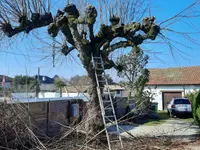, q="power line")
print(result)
[0,50,49,58]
